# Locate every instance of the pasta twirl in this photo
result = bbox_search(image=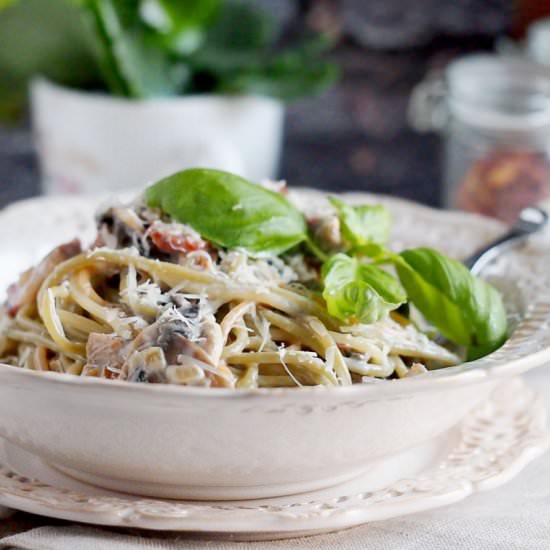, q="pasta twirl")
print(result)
[0,198,461,388]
